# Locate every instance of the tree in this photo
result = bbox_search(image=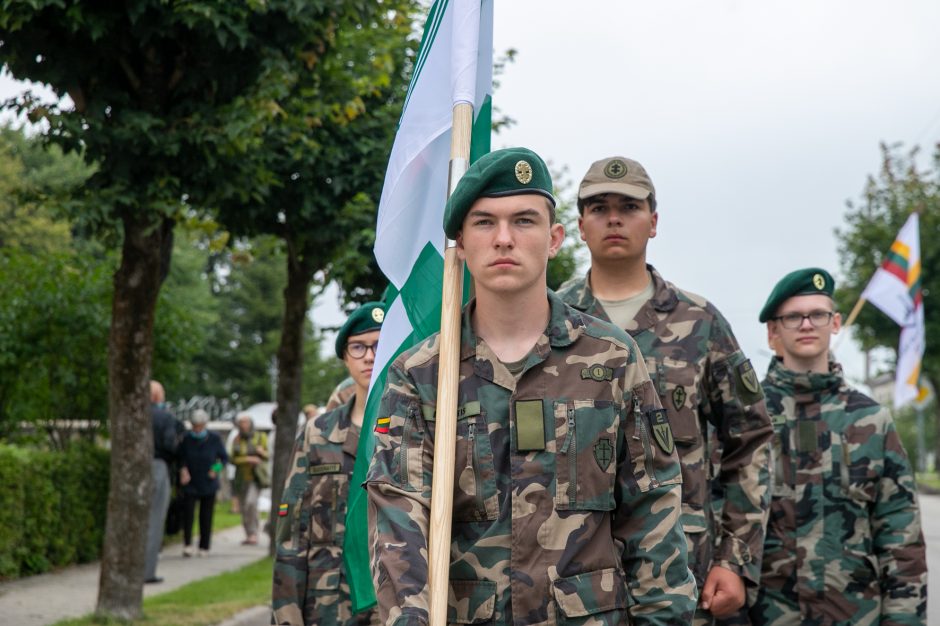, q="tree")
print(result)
[212,1,419,551]
[0,2,350,617]
[835,141,940,462]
